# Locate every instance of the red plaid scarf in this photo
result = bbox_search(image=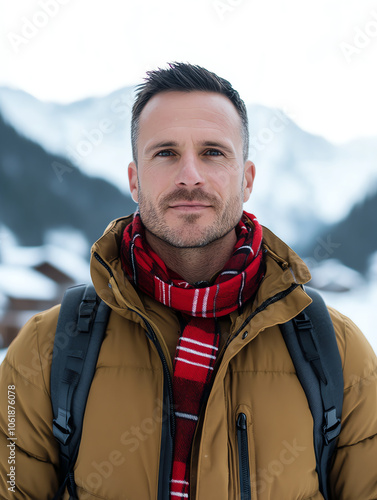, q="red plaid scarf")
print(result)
[120,211,264,499]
